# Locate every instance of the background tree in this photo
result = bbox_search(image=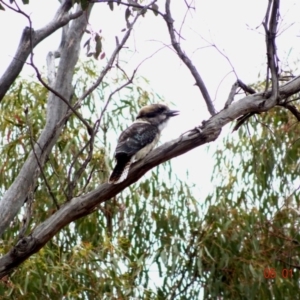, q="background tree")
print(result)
[0,0,300,298]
